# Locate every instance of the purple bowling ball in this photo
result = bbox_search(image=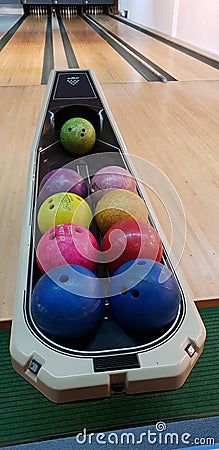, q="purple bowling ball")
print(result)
[38,168,88,205]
